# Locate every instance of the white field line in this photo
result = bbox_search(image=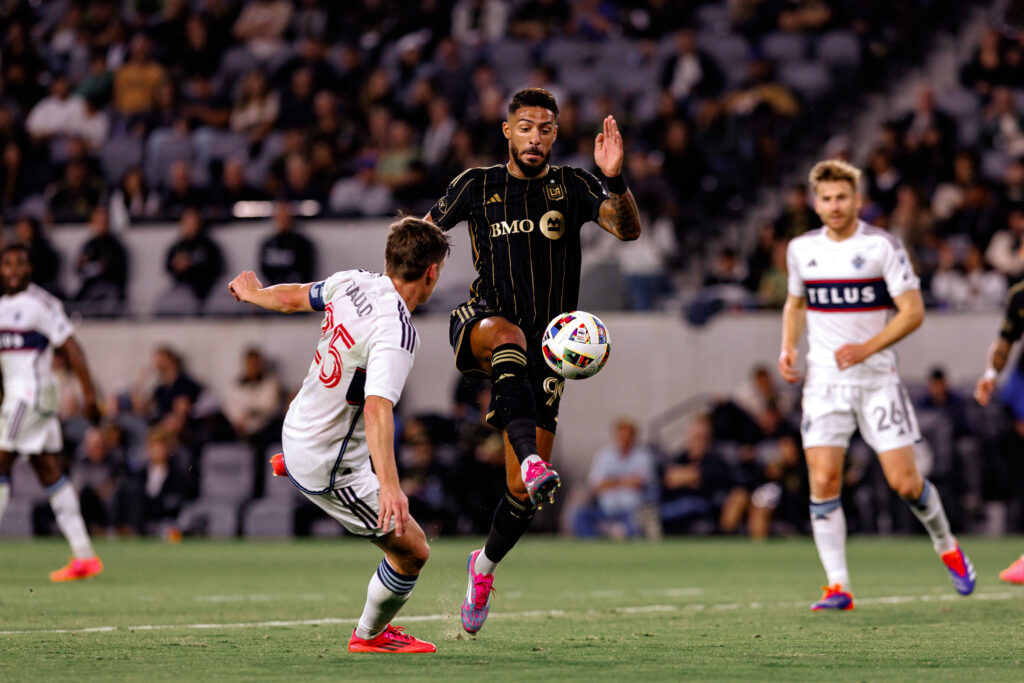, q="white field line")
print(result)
[1,590,1018,637]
